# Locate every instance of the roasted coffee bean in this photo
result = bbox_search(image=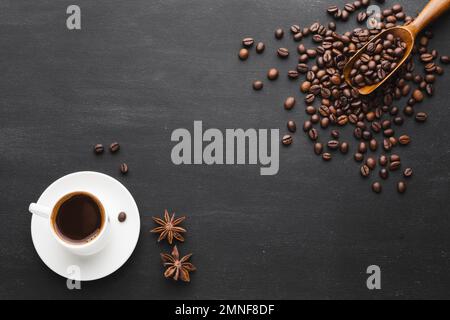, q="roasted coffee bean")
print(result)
[327,5,339,15]
[379,155,388,166]
[287,120,297,133]
[372,182,382,194]
[305,106,316,115]
[288,70,299,79]
[357,11,368,23]
[358,142,367,153]
[366,157,376,170]
[290,25,301,34]
[110,142,120,153]
[253,80,263,90]
[303,121,313,132]
[354,153,364,162]
[282,135,293,146]
[397,181,407,193]
[340,142,349,154]
[284,97,296,110]
[118,212,127,223]
[120,163,129,174]
[277,47,289,58]
[369,139,378,151]
[268,68,279,80]
[314,142,323,155]
[294,32,303,41]
[238,48,249,60]
[327,140,340,150]
[311,114,320,124]
[404,105,414,116]
[242,37,254,47]
[94,144,104,154]
[331,130,340,139]
[256,42,265,53]
[415,112,428,122]
[379,168,389,180]
[412,89,424,102]
[383,128,394,137]
[383,139,392,151]
[440,55,450,64]
[389,161,401,171]
[404,167,413,178]
[399,135,411,145]
[322,153,332,161]
[420,53,434,63]
[393,116,404,125]
[308,128,319,141]
[321,117,330,128]
[297,64,309,73]
[275,28,284,39]
[390,154,401,162]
